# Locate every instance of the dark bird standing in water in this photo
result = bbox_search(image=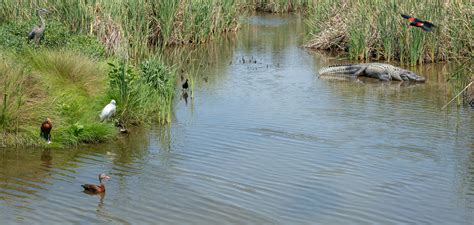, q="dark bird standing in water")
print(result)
[40,118,52,144]
[401,14,436,32]
[28,8,50,45]
[82,174,110,193]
